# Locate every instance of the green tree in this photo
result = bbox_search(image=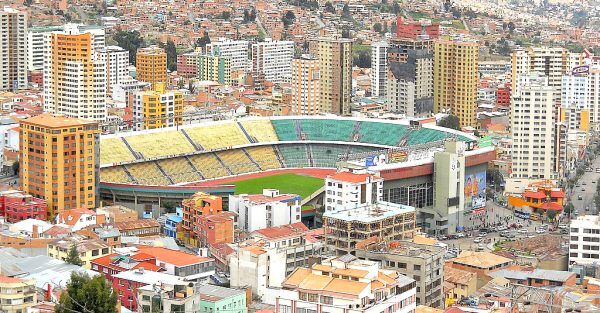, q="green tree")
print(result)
[165,40,177,72]
[324,1,335,13]
[341,28,351,38]
[195,32,211,48]
[163,201,177,213]
[546,209,557,221]
[342,4,350,17]
[220,11,231,20]
[373,22,382,33]
[112,30,144,64]
[353,50,371,68]
[563,202,574,215]
[282,11,296,27]
[55,272,117,313]
[437,115,461,130]
[65,244,83,266]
